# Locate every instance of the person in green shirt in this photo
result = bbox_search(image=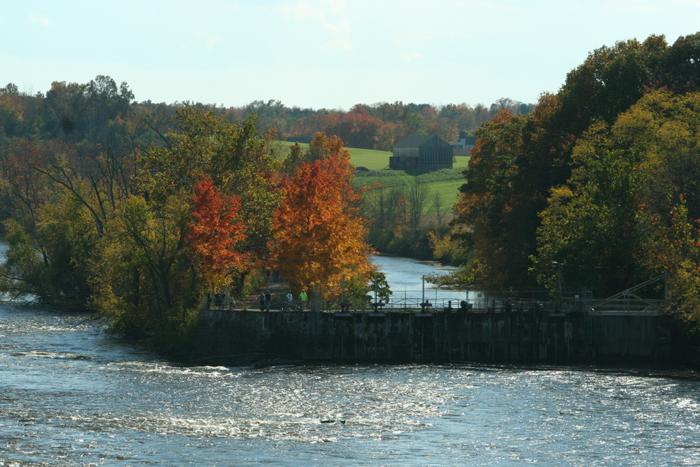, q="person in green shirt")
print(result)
[298,290,309,311]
